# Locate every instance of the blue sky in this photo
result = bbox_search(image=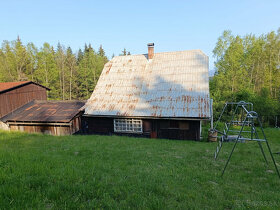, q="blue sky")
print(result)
[0,0,279,72]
